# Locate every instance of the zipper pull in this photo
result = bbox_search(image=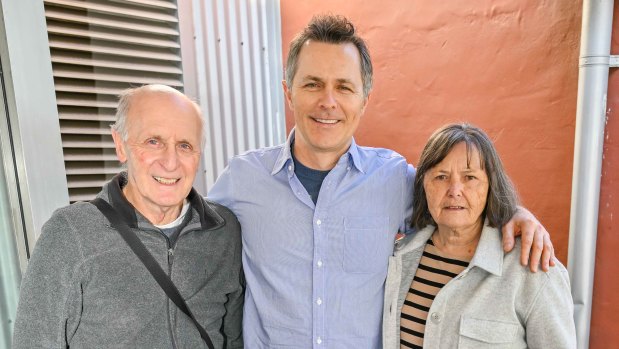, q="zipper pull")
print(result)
[168,248,174,266]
